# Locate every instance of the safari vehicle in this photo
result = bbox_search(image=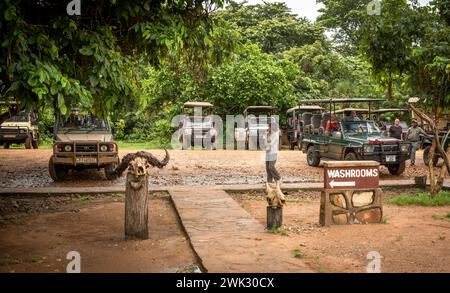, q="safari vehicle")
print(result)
[49,108,119,181]
[332,108,370,121]
[235,106,277,150]
[286,105,324,150]
[0,111,39,149]
[299,98,411,175]
[373,108,409,140]
[178,102,217,150]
